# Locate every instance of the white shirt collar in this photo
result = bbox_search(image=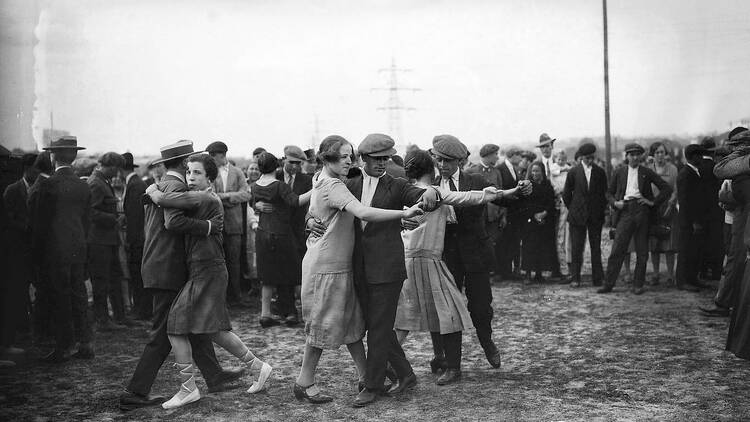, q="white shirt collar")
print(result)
[125,172,137,185]
[686,162,701,176]
[166,170,186,183]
